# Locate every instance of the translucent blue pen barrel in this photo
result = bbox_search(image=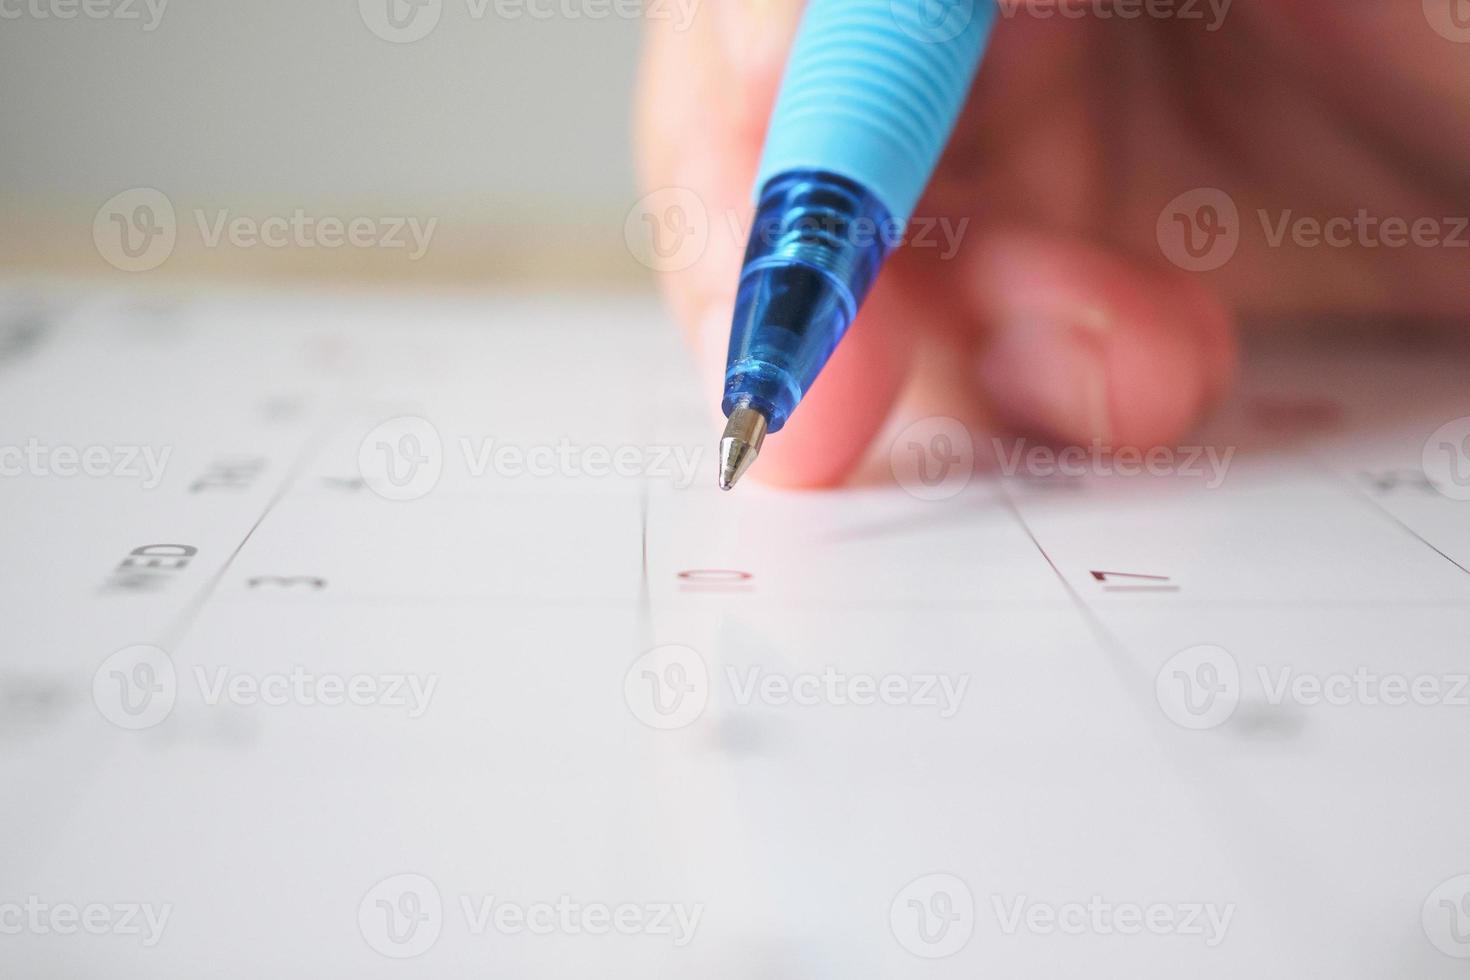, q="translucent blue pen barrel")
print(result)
[723,172,891,432]
[722,0,995,430]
